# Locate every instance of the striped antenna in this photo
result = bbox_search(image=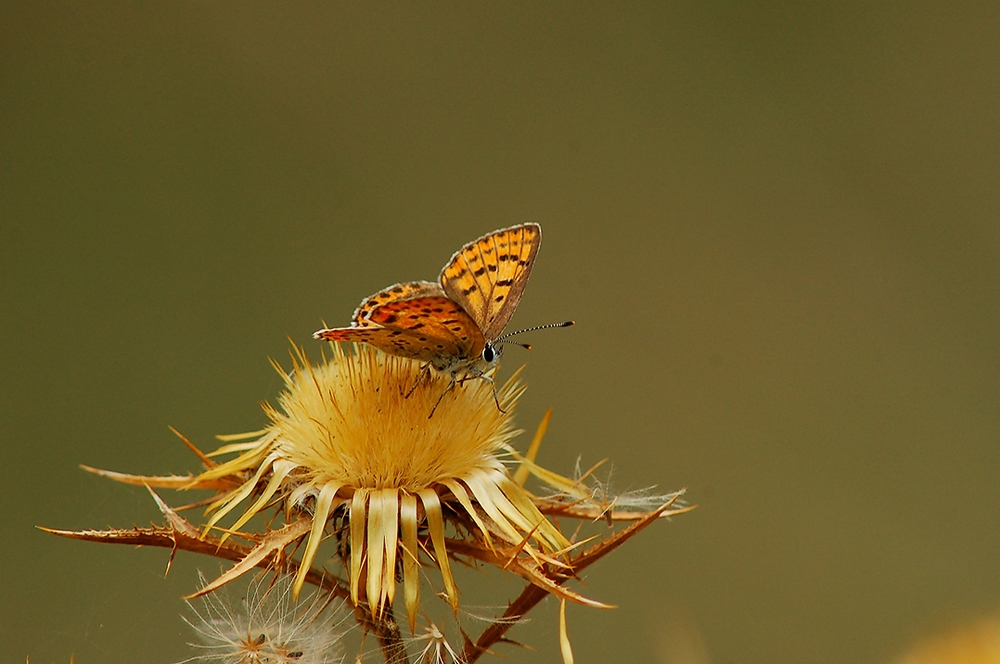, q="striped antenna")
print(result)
[495,321,575,350]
